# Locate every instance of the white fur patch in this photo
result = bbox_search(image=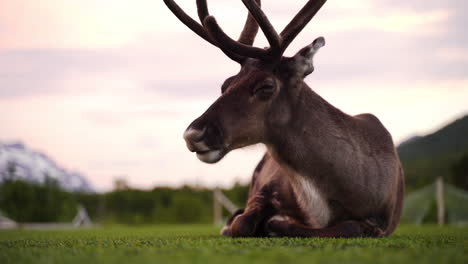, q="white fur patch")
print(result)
[267,147,332,228]
[196,149,222,163]
[289,173,331,228]
[266,215,290,237]
[268,215,290,223]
